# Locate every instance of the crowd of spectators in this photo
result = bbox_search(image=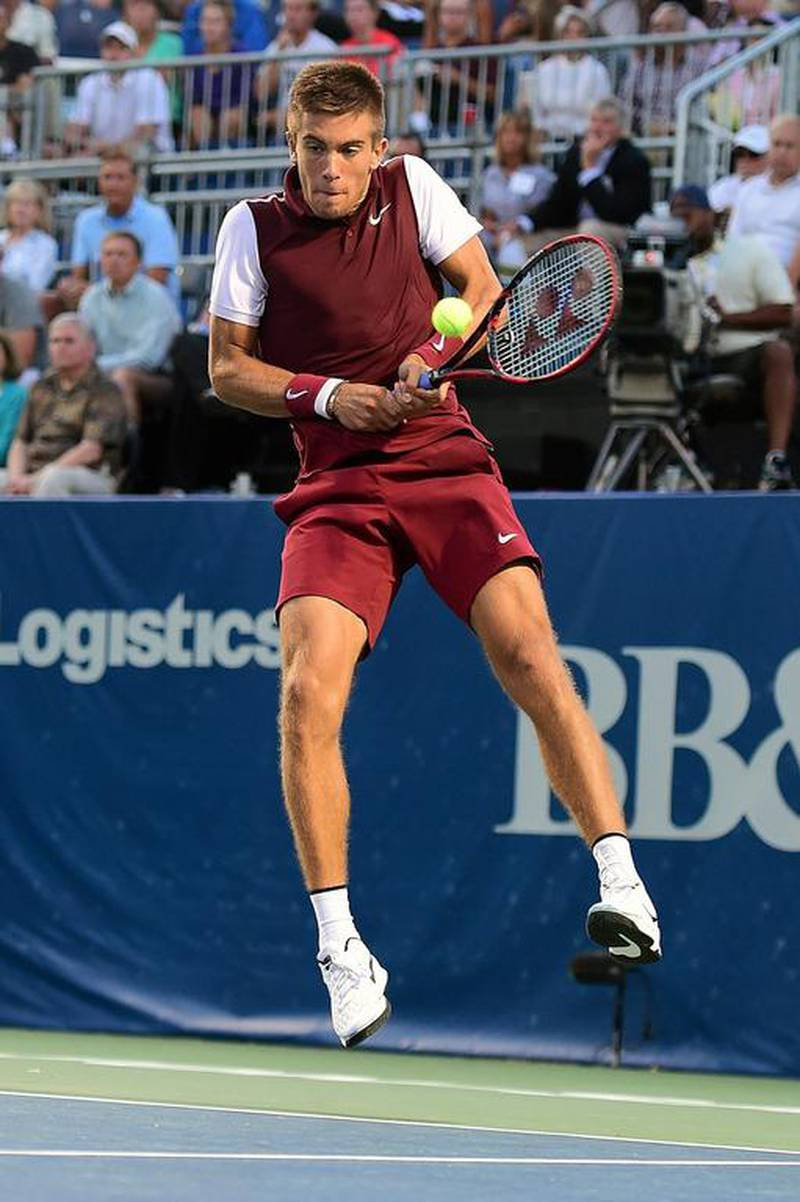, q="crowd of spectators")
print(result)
[0,0,798,494]
[0,0,793,158]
